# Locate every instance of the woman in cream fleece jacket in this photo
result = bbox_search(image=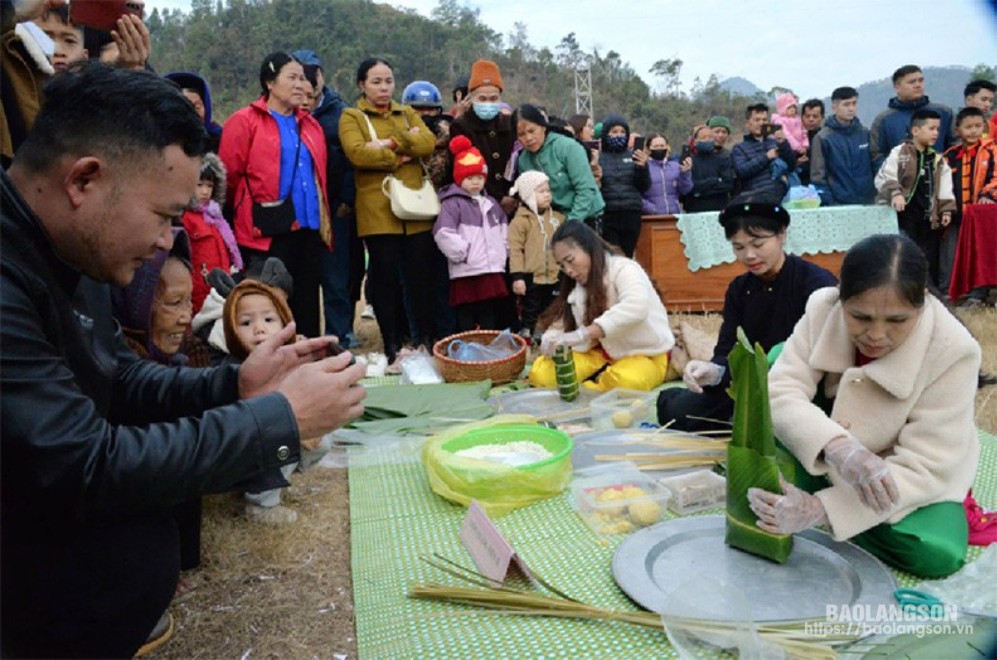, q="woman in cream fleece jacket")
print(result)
[529,221,674,392]
[749,234,980,578]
